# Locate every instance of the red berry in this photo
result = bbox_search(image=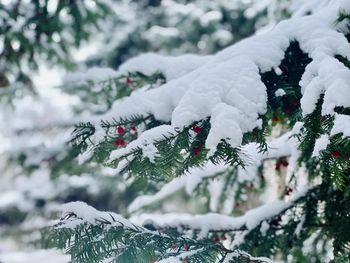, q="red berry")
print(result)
[275,158,288,171]
[272,116,279,123]
[183,244,189,251]
[117,126,125,134]
[114,139,126,147]
[284,107,292,115]
[126,77,132,85]
[285,186,293,195]
[113,139,121,147]
[213,236,220,243]
[275,162,281,171]
[331,150,341,158]
[192,125,202,134]
[235,202,241,208]
[193,147,201,156]
[281,159,289,167]
[131,125,137,132]
[291,99,300,108]
[119,139,126,147]
[171,243,176,250]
